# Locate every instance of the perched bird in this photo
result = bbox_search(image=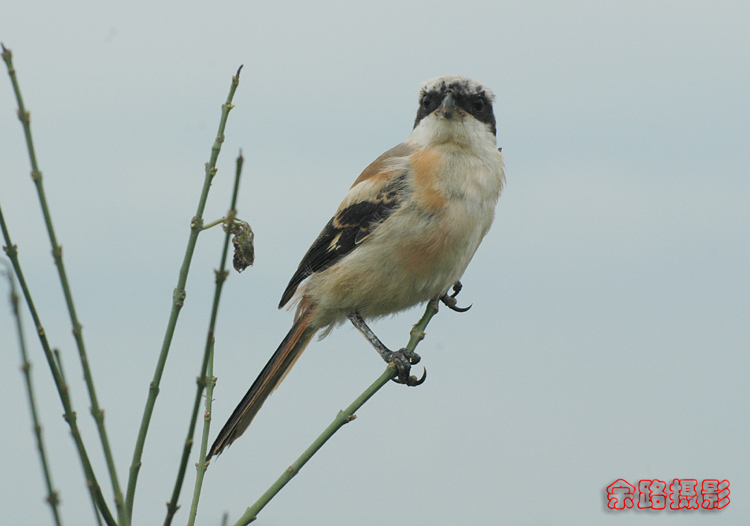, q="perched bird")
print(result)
[208,76,505,459]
